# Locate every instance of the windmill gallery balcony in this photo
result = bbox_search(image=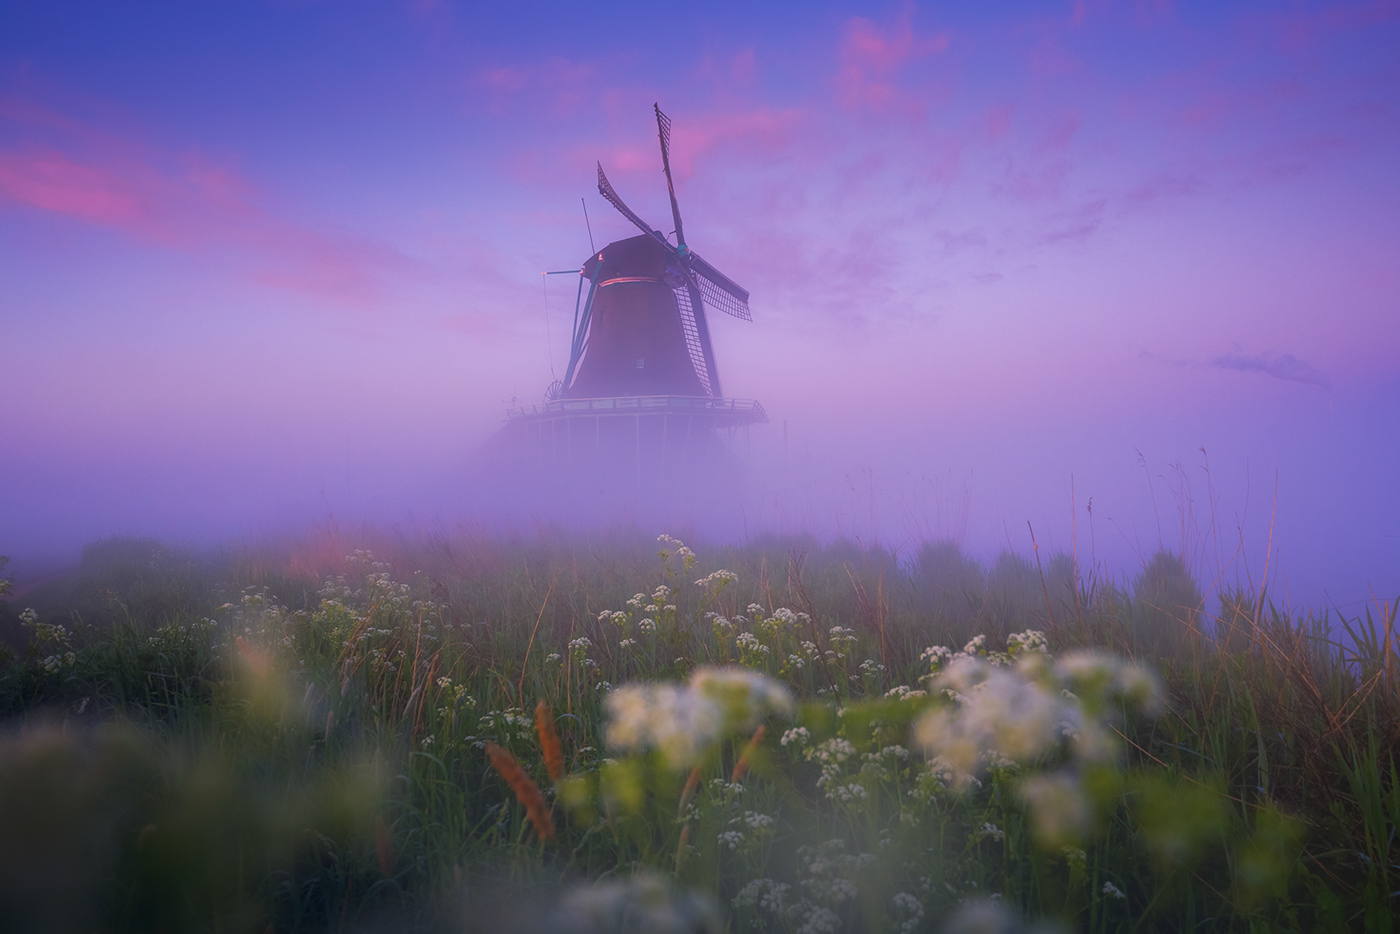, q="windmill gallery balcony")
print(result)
[507,394,766,425]
[505,394,766,463]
